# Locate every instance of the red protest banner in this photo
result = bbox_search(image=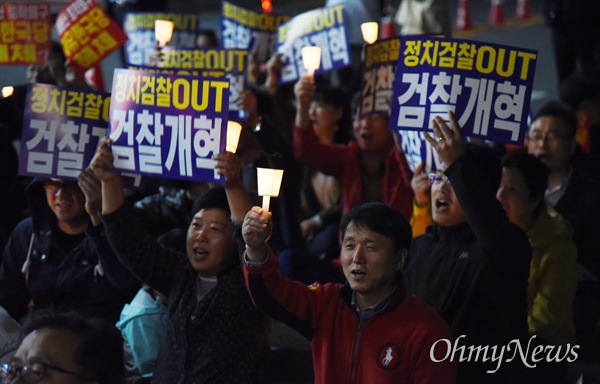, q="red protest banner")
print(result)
[0,2,51,65]
[56,0,127,73]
